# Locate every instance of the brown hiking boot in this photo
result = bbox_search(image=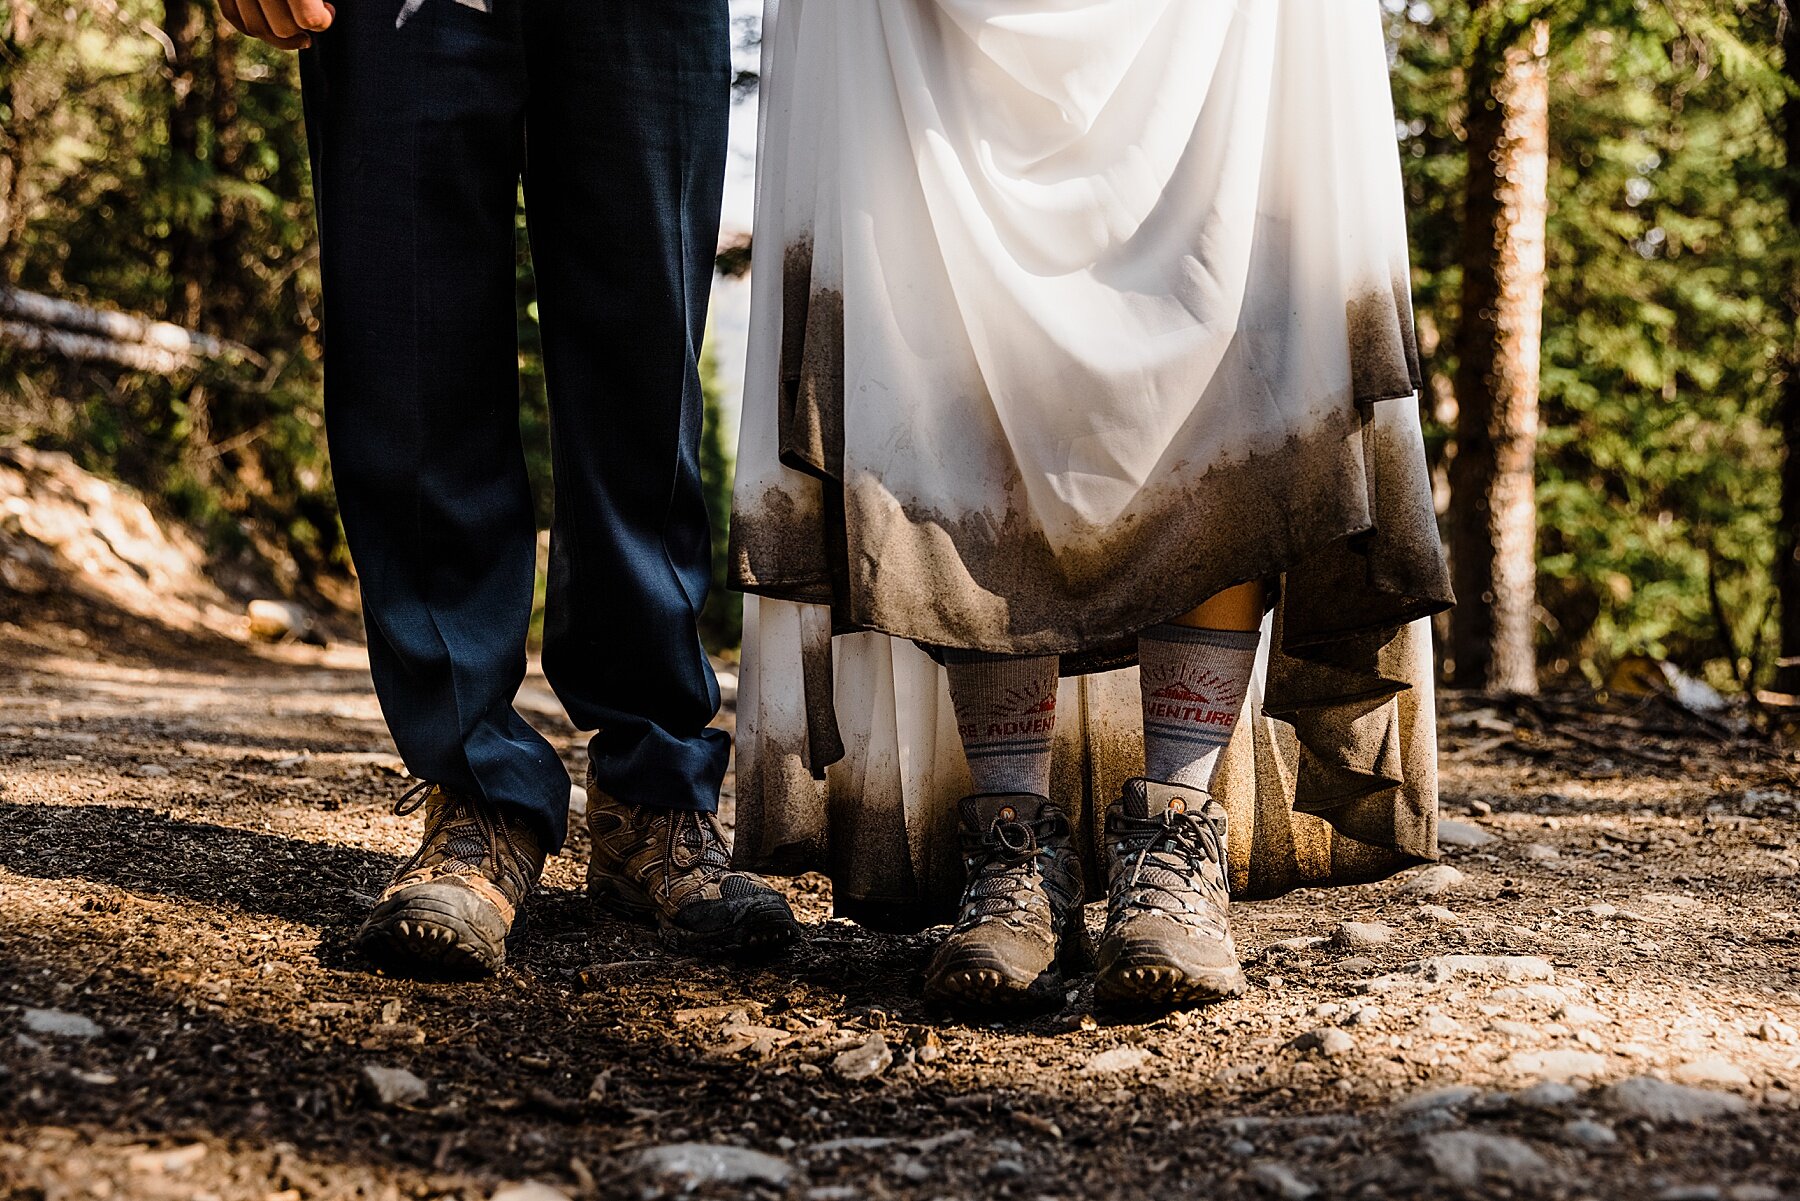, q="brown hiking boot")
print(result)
[585,769,800,956]
[358,781,546,976]
[923,794,1090,1010]
[1095,778,1247,1008]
